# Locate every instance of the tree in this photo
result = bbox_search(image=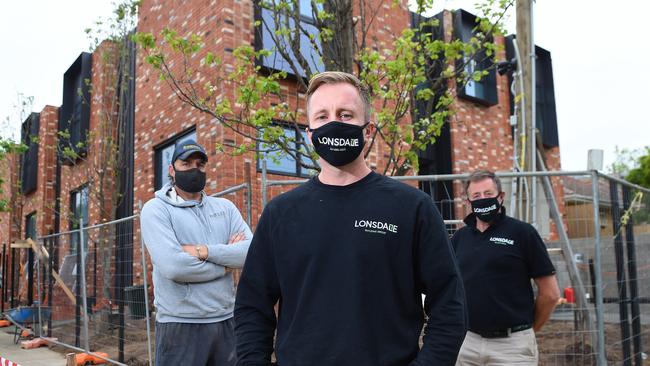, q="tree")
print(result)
[133,0,512,176]
[626,147,650,188]
[0,138,27,212]
[0,93,32,213]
